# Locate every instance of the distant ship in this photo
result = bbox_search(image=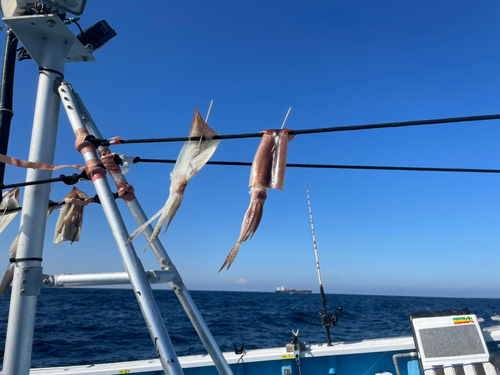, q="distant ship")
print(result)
[275,286,312,294]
